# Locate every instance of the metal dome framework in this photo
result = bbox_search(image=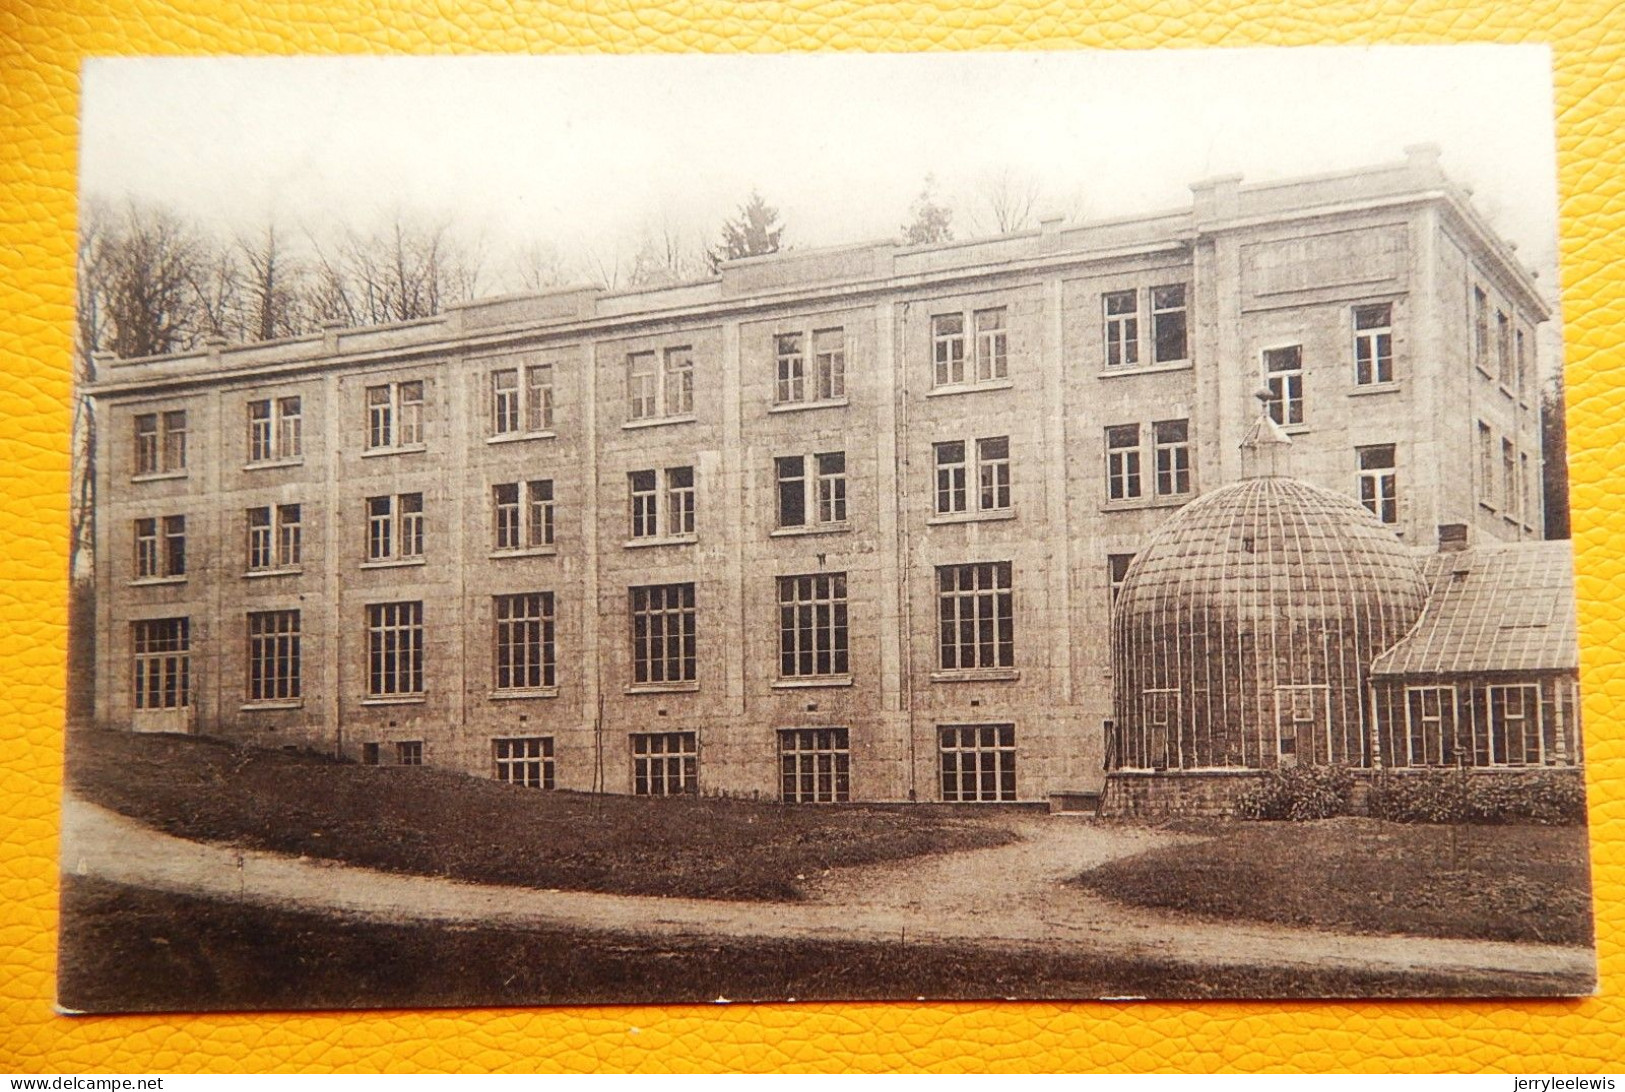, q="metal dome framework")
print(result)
[1109,476,1429,772]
